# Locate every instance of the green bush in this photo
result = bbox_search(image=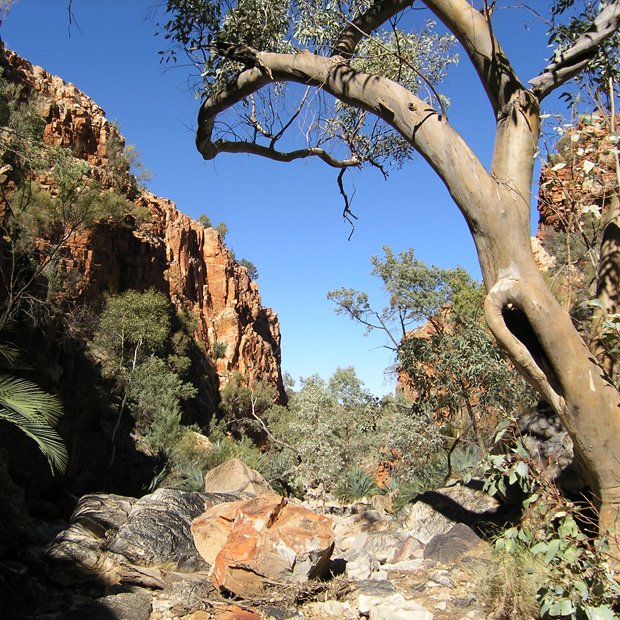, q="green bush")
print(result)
[484,421,620,619]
